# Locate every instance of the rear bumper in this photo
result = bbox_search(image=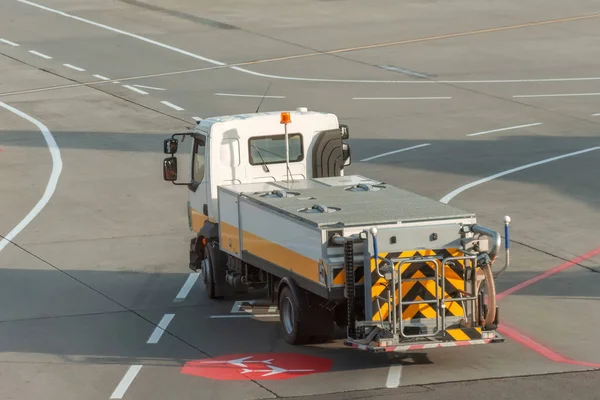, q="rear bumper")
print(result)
[344,330,504,353]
